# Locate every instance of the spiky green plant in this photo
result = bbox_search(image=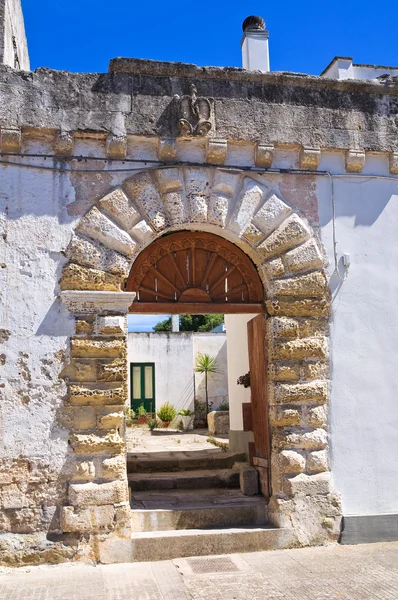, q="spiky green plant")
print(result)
[194,353,219,417]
